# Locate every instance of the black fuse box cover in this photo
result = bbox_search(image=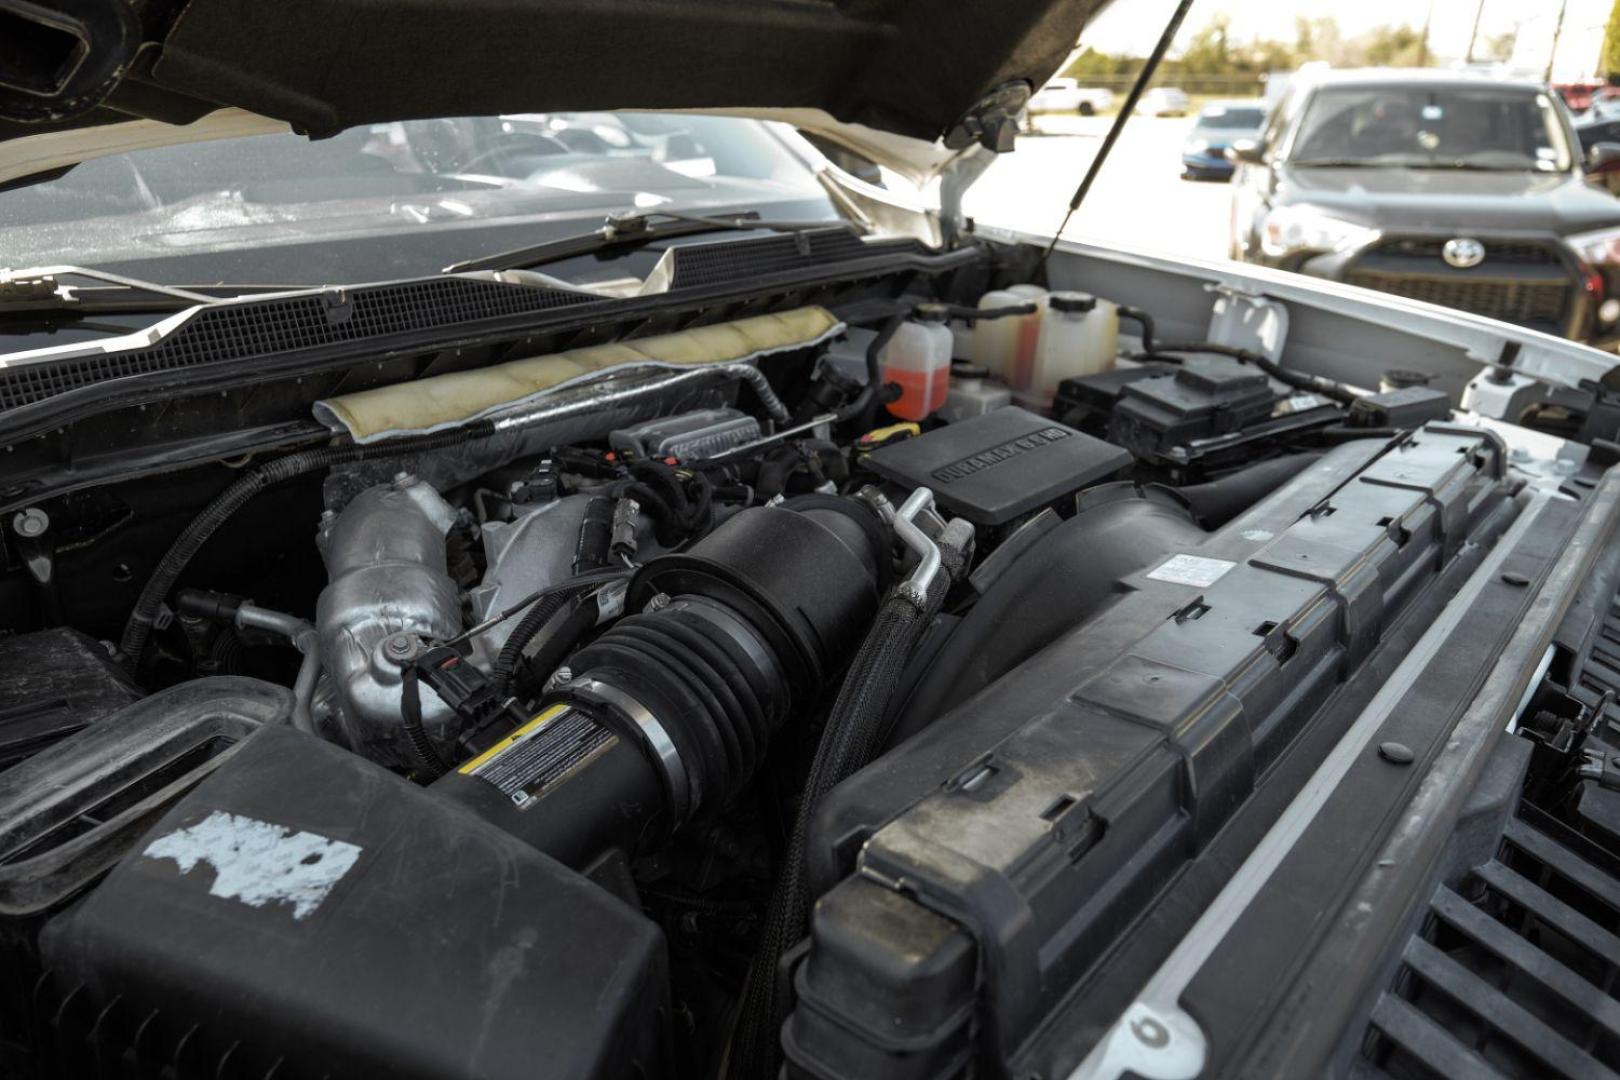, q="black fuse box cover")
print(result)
[1053,363,1179,432]
[864,407,1130,525]
[38,724,667,1080]
[1108,355,1278,461]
